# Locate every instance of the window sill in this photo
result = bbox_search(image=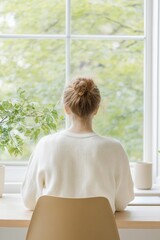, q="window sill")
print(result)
[4,182,22,194]
[134,185,160,196]
[130,196,160,206]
